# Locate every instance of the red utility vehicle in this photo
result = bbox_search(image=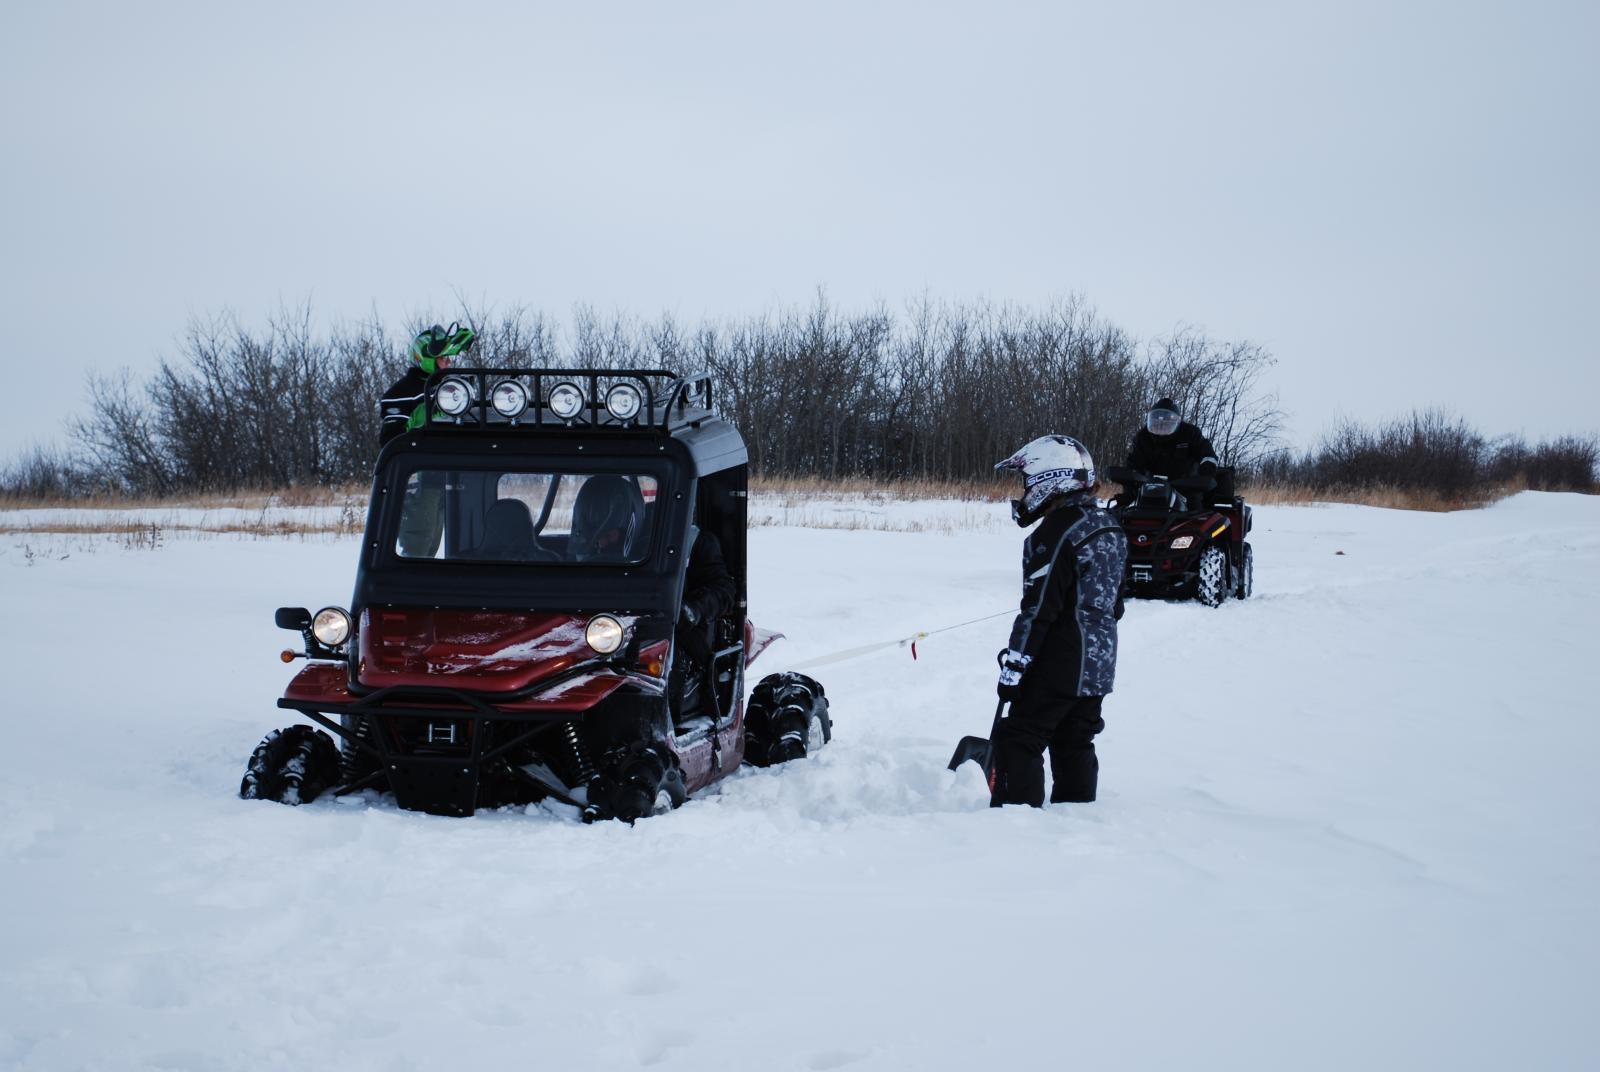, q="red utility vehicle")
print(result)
[241,369,829,821]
